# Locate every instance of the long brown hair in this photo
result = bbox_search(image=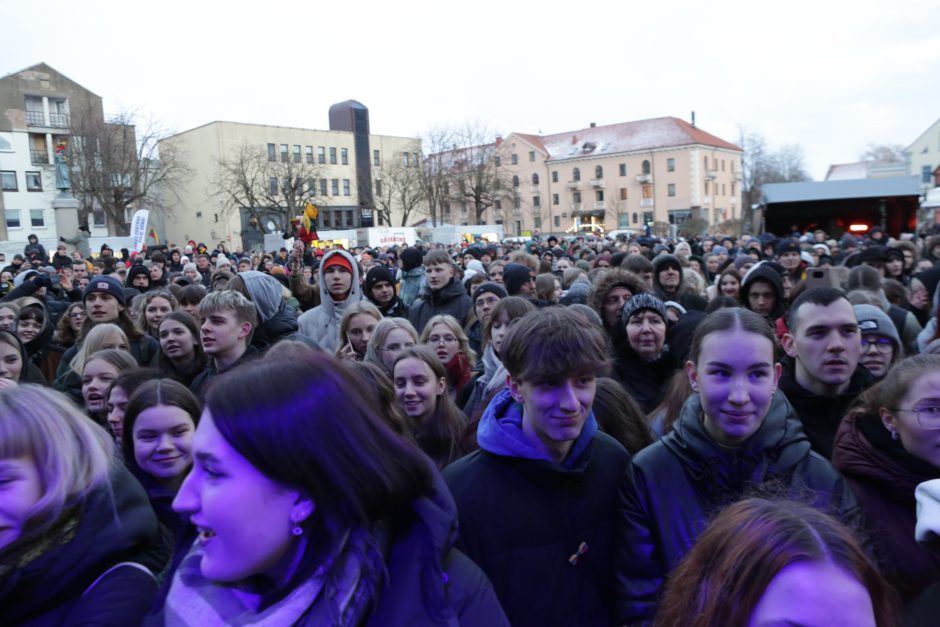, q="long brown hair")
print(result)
[656,498,899,627]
